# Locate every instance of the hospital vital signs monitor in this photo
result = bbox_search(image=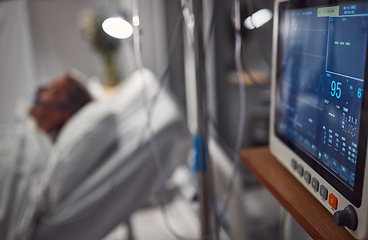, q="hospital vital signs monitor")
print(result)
[270,0,368,239]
